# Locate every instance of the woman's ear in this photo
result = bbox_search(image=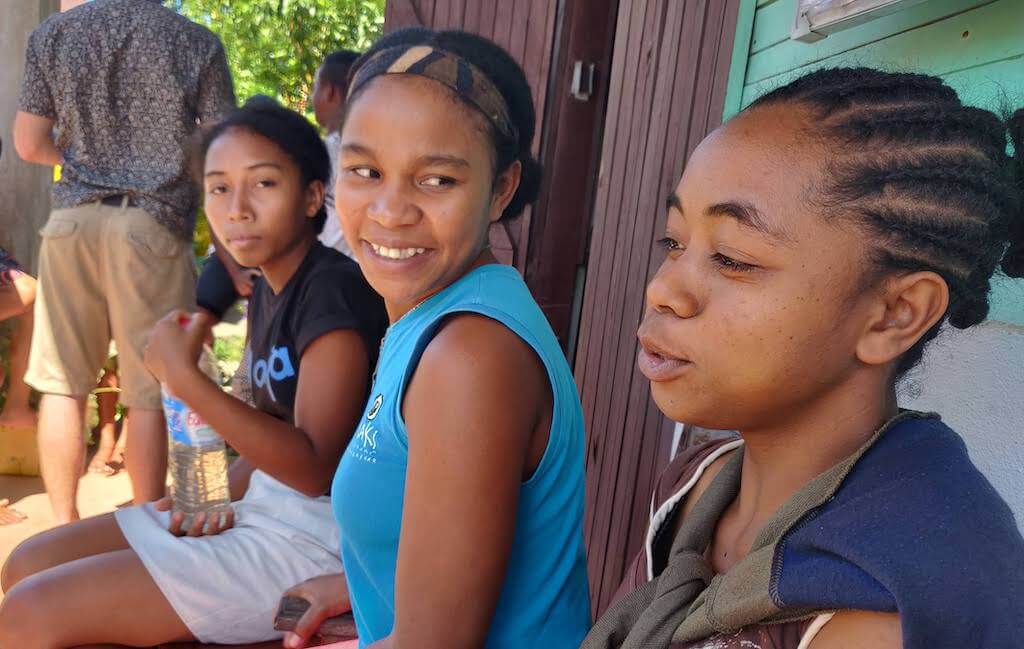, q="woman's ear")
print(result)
[488,160,522,224]
[305,180,327,219]
[855,271,949,366]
